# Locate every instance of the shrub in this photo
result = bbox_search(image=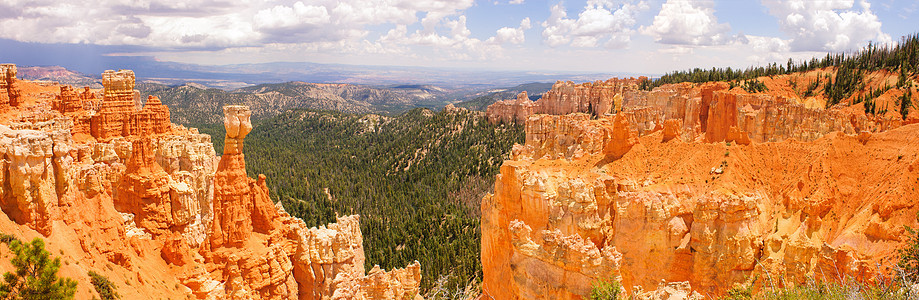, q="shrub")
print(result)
[0,238,77,300]
[589,278,622,300]
[88,271,120,300]
[724,284,753,300]
[899,226,919,282]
